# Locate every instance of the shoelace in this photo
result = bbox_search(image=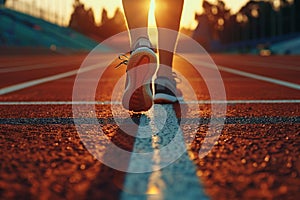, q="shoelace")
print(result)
[116,53,180,84]
[115,54,129,69]
[115,37,154,69]
[172,72,182,84]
